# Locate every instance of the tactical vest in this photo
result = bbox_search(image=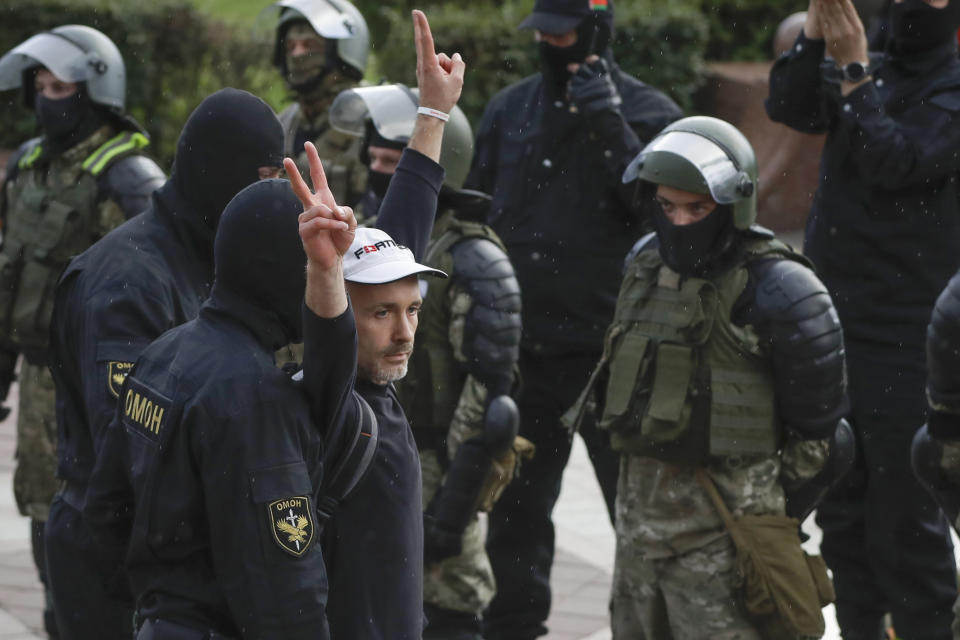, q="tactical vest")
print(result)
[396,213,507,447]
[0,131,149,356]
[568,236,806,464]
